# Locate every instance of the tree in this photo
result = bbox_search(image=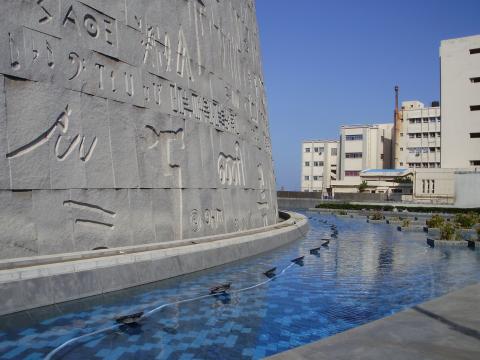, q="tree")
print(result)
[358,180,368,192]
